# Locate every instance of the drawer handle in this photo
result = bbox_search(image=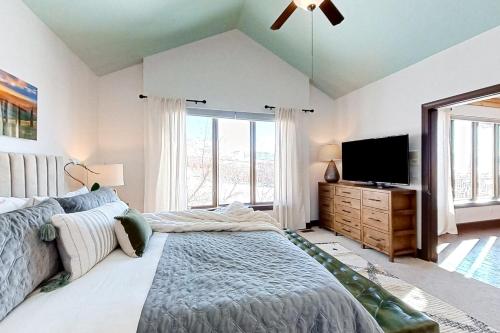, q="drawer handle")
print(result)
[368,217,381,223]
[342,209,350,214]
[369,236,383,242]
[342,228,351,233]
[343,191,351,194]
[368,198,382,202]
[342,201,351,204]
[342,218,350,223]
